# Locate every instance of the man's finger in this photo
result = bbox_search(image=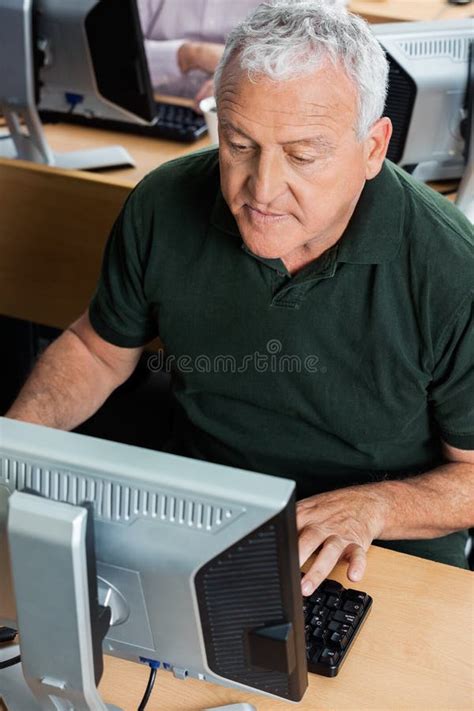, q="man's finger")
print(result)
[298,525,324,569]
[301,536,345,596]
[346,544,367,583]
